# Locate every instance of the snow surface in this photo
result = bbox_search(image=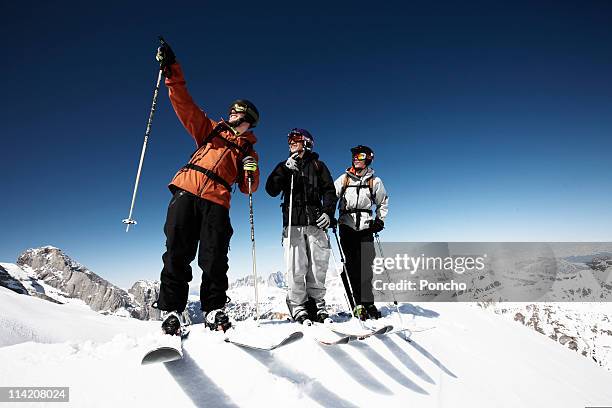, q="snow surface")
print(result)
[1,286,612,407]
